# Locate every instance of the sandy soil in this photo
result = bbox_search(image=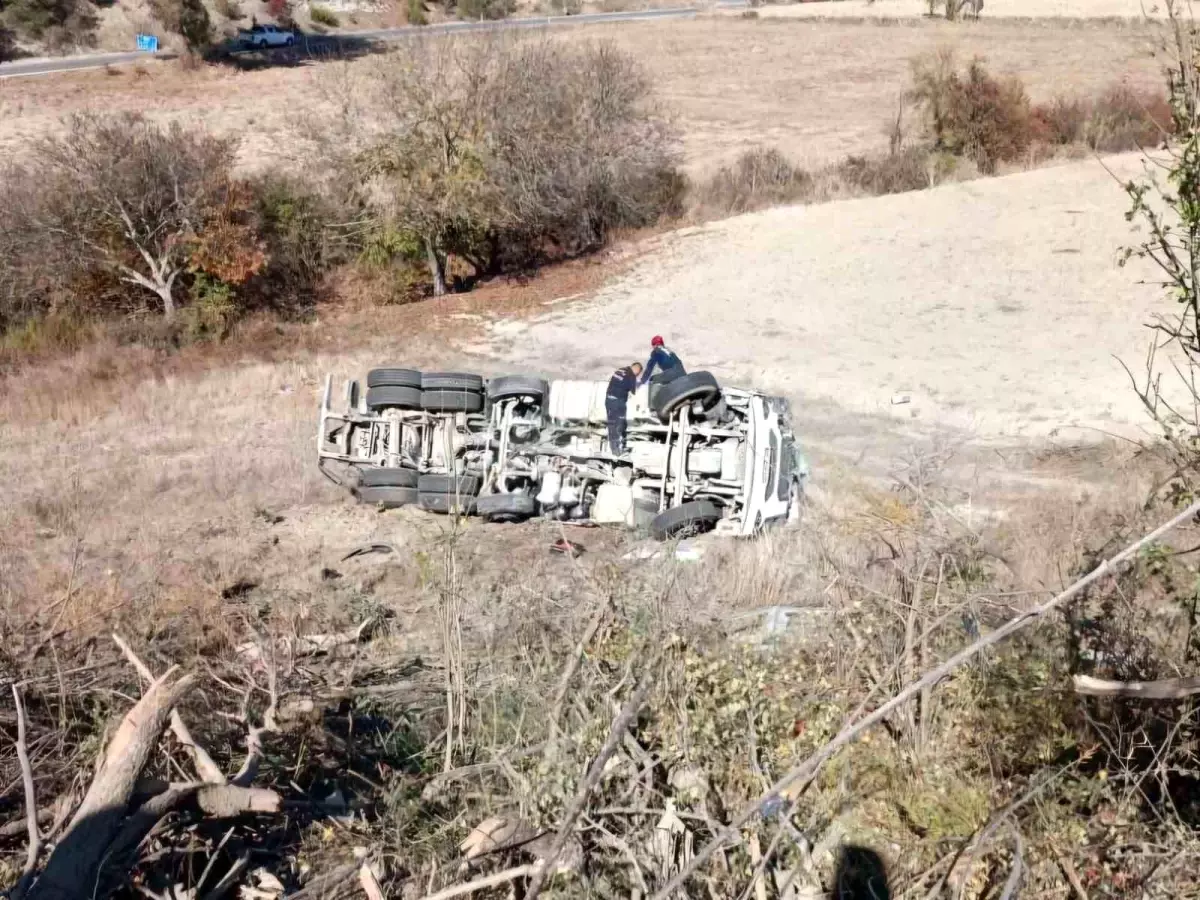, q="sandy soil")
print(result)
[470,152,1170,442]
[0,18,1163,173]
